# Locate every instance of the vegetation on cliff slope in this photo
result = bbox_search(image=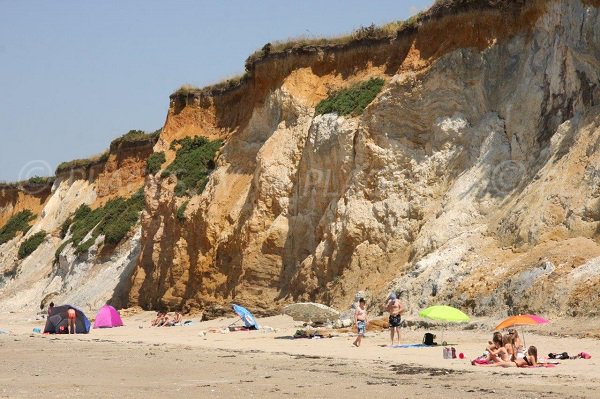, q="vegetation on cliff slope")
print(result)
[315,78,385,116]
[18,231,47,259]
[146,151,166,175]
[0,210,35,245]
[61,189,145,254]
[176,200,189,221]
[164,136,222,197]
